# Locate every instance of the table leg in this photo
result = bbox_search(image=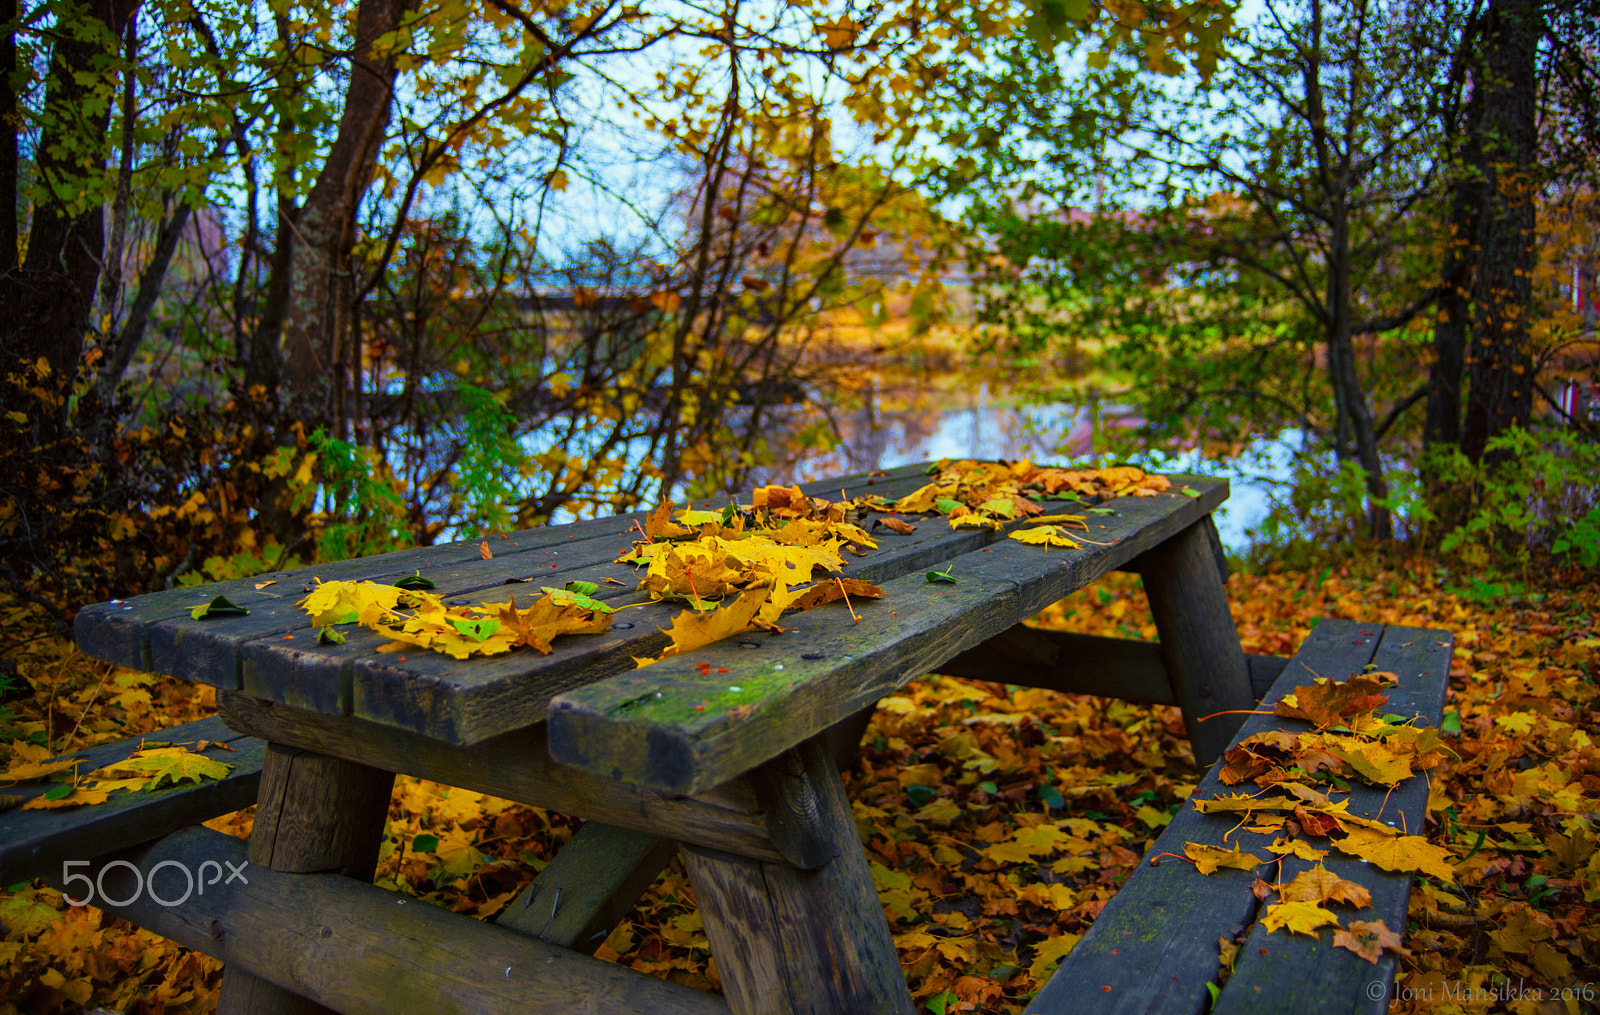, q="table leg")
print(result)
[217,743,395,1014]
[1138,516,1256,768]
[680,738,912,1015]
